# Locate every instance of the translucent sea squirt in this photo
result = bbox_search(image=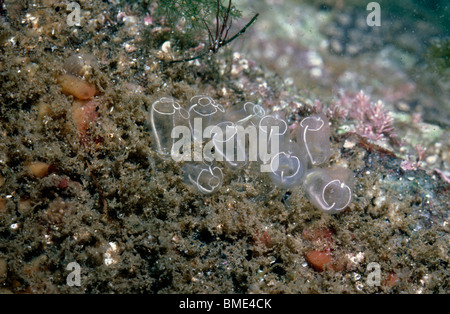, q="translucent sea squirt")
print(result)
[183,163,223,194]
[258,114,287,171]
[188,95,225,141]
[225,102,266,128]
[211,121,249,168]
[150,97,190,157]
[296,113,331,166]
[268,139,306,188]
[303,166,353,214]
